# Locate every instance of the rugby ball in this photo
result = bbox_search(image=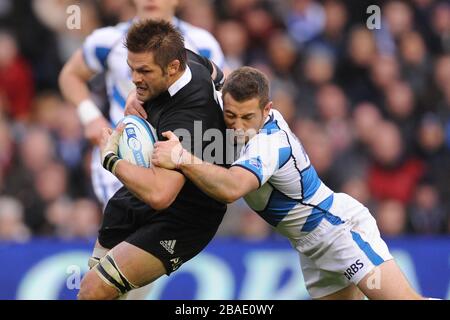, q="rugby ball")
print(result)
[117,115,157,168]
